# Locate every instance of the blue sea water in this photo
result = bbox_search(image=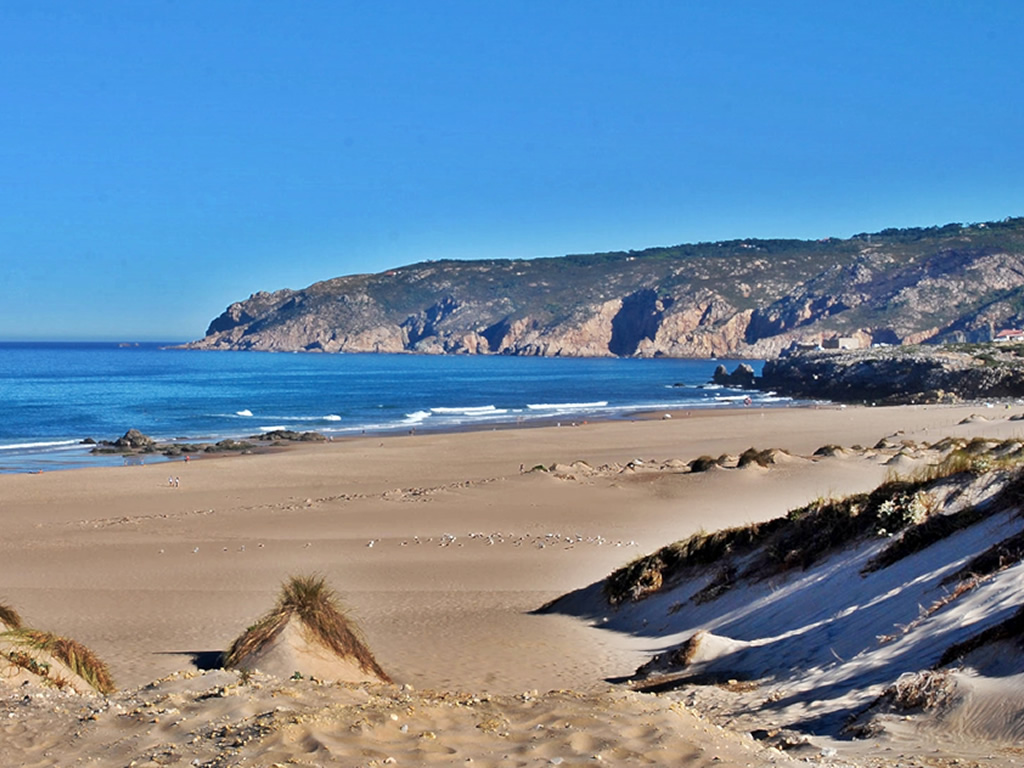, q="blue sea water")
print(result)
[0,342,781,473]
